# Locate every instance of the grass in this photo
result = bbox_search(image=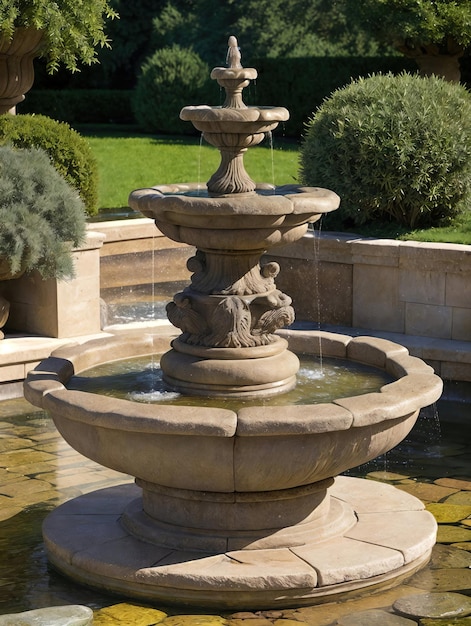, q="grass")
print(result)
[81,125,300,211]
[82,125,471,244]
